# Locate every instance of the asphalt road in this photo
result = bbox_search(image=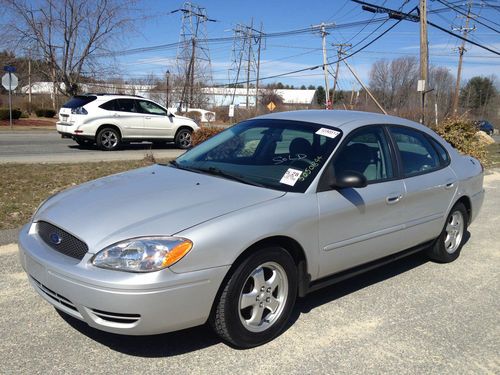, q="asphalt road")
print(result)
[0,131,183,163]
[0,171,499,374]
